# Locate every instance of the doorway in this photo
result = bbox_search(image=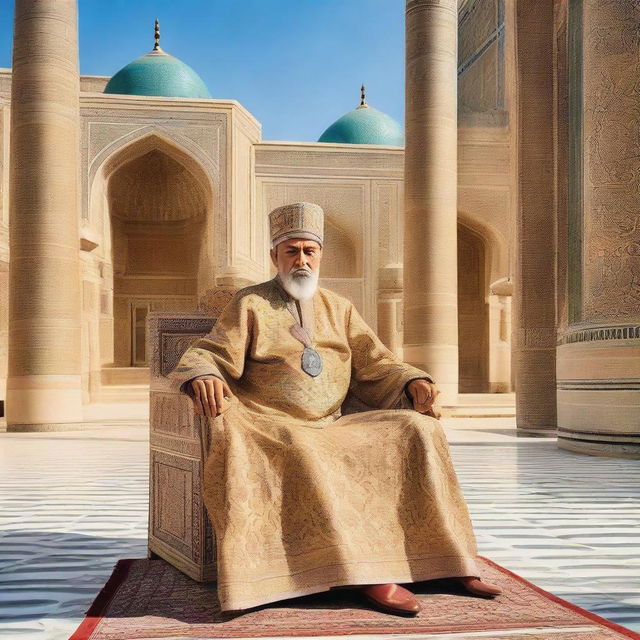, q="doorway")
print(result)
[458,223,490,392]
